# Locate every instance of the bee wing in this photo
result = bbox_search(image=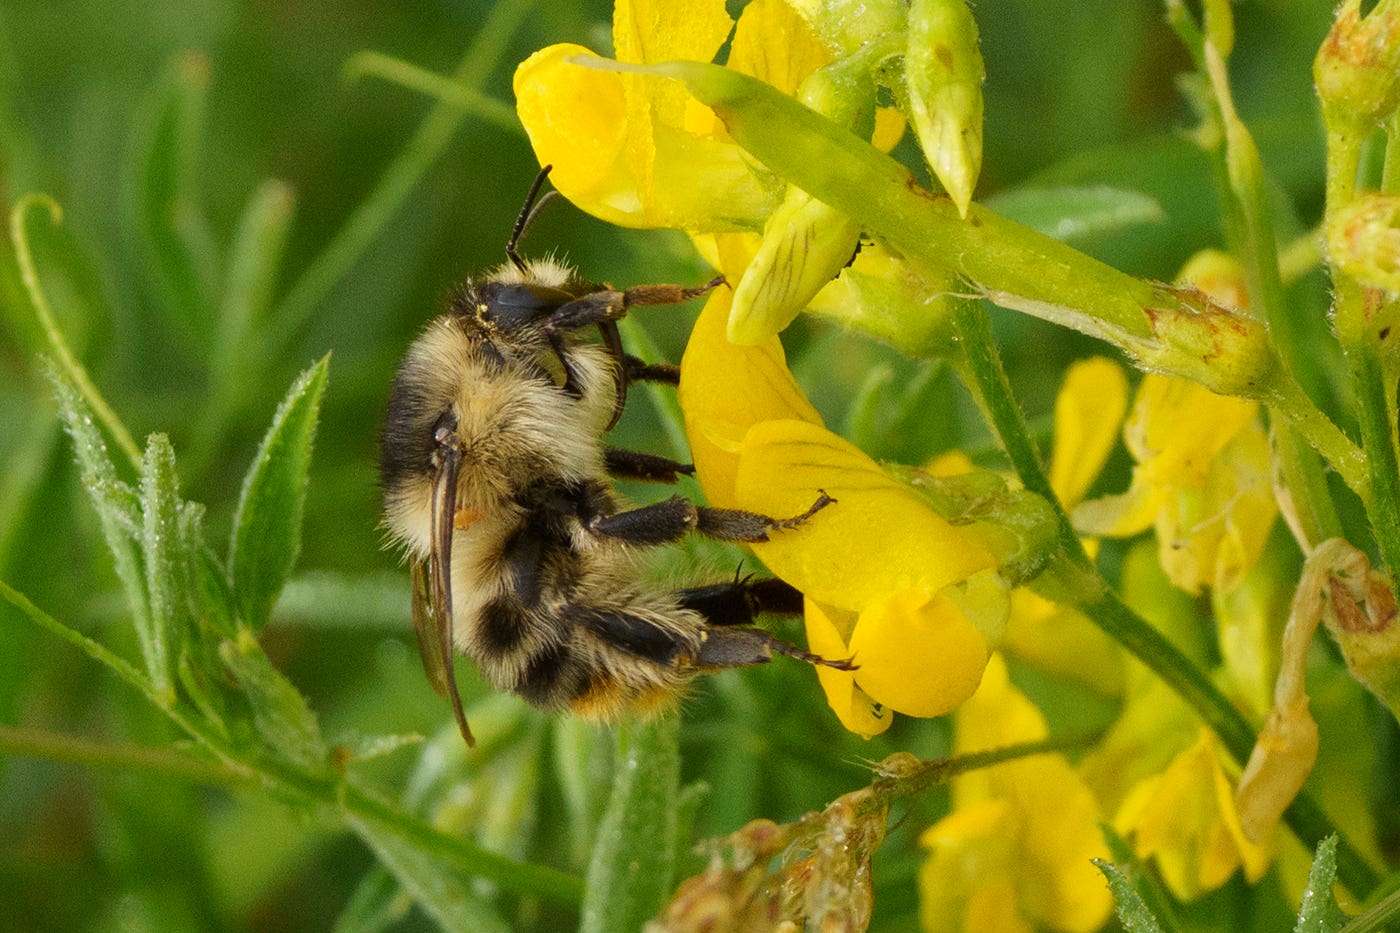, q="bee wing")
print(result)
[410,556,475,747]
